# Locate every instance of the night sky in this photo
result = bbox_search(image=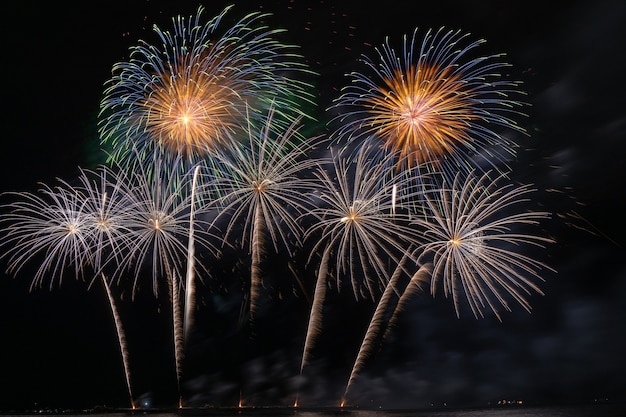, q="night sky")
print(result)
[1,0,625,412]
